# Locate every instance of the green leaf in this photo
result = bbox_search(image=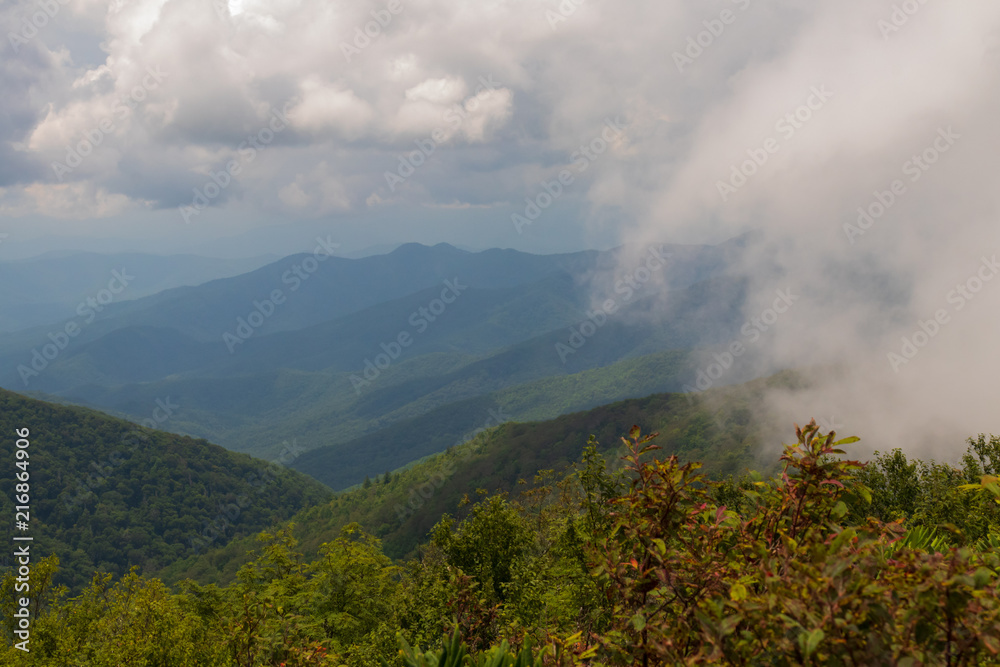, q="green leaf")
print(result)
[803,628,825,657]
[631,613,646,631]
[855,484,873,505]
[973,567,994,588]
